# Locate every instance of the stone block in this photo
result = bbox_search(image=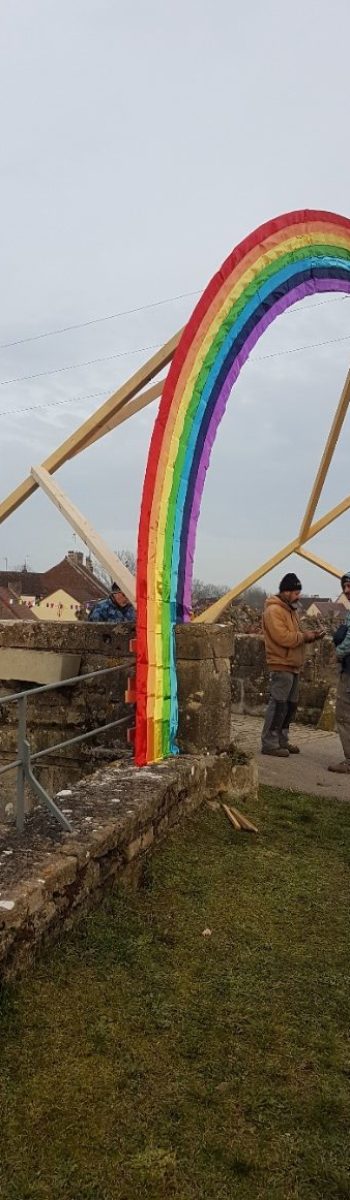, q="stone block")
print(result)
[0,649,81,685]
[0,621,79,653]
[318,686,337,731]
[175,622,233,661]
[124,835,142,862]
[232,634,265,676]
[39,856,78,895]
[69,859,101,907]
[156,814,169,836]
[0,619,135,657]
[177,656,231,753]
[141,827,154,851]
[229,760,259,801]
